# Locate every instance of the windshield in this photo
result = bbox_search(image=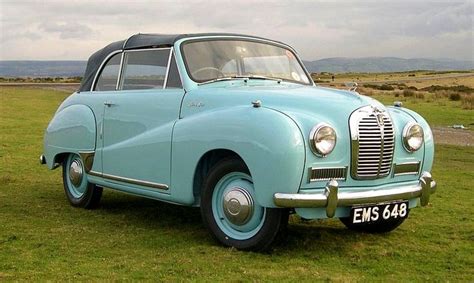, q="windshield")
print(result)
[181,39,311,85]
